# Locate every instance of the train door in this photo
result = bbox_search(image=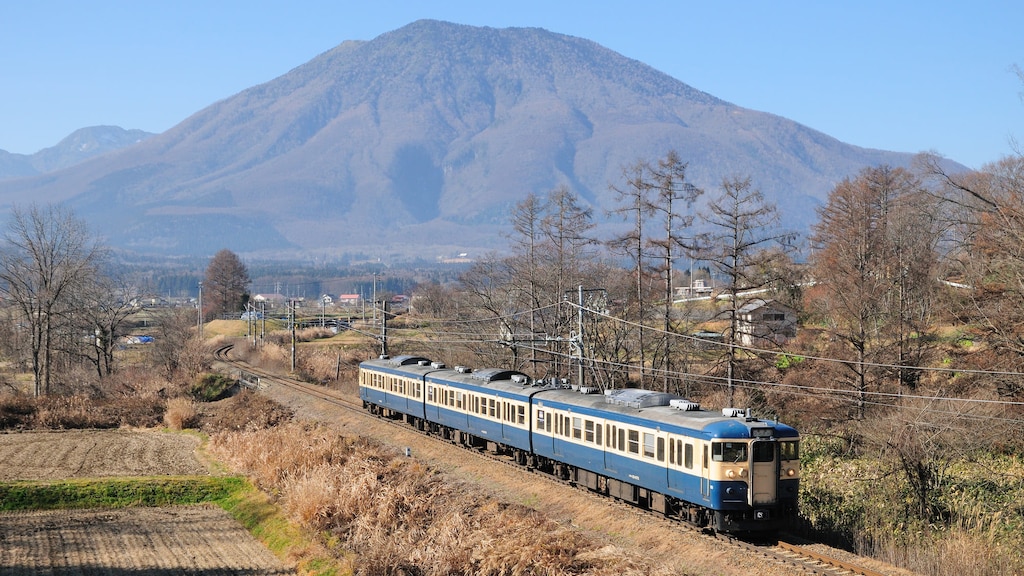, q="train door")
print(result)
[748,440,778,505]
[700,443,711,500]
